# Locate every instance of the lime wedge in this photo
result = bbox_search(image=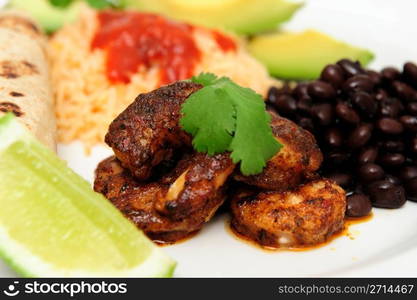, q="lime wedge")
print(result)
[0,114,176,277]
